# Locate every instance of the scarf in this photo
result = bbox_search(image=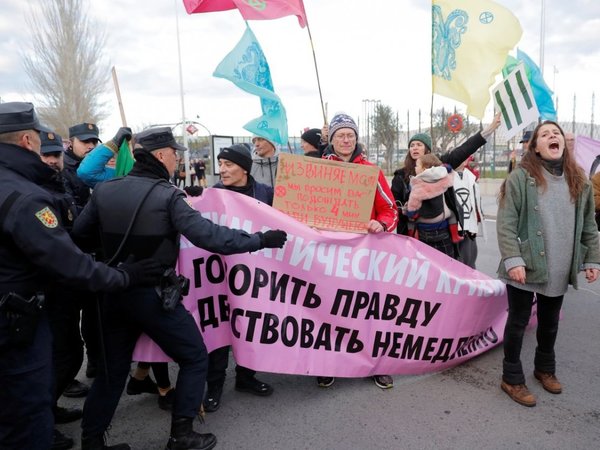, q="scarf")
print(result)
[128,149,171,180]
[214,176,256,198]
[540,155,564,176]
